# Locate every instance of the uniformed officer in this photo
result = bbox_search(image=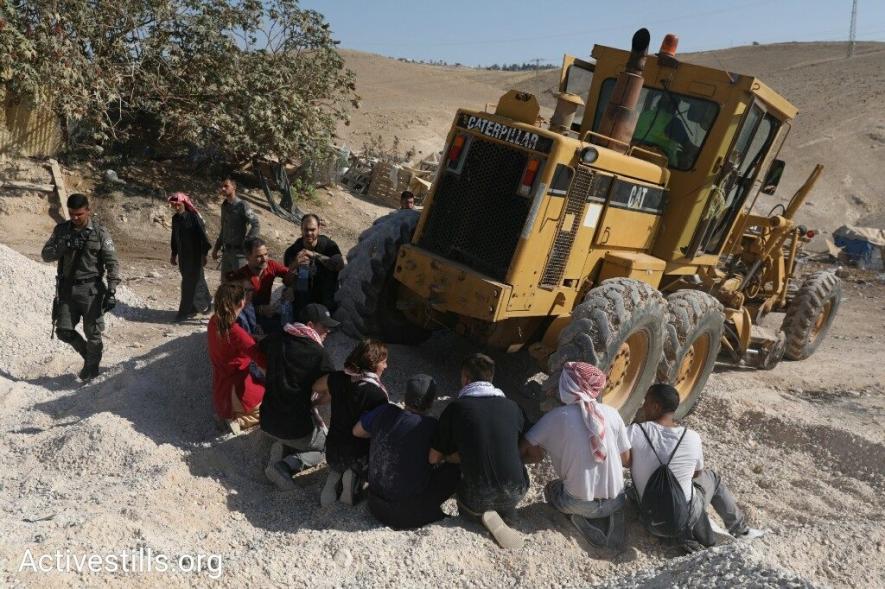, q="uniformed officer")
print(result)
[211,177,260,279]
[41,193,121,381]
